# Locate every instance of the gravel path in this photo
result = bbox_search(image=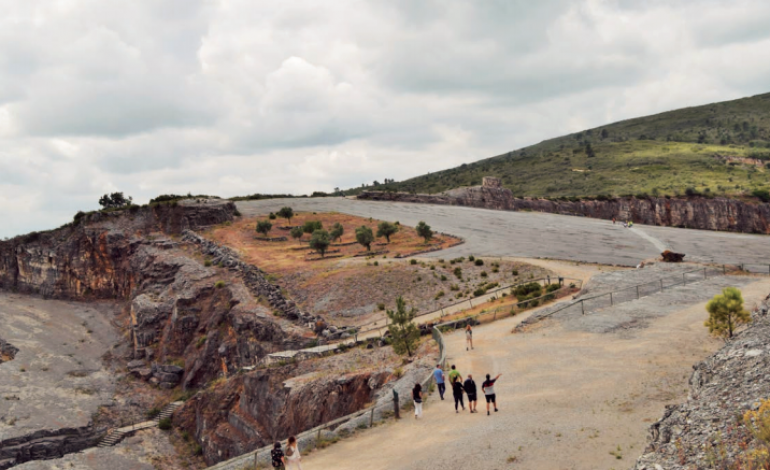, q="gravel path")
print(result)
[236,198,770,267]
[299,274,770,470]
